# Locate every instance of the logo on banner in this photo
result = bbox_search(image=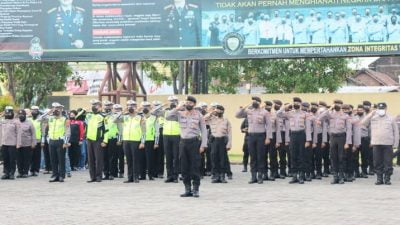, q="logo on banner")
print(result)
[223,32,244,55]
[29,37,44,60]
